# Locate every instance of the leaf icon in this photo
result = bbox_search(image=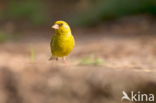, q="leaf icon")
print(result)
[121,91,131,101]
